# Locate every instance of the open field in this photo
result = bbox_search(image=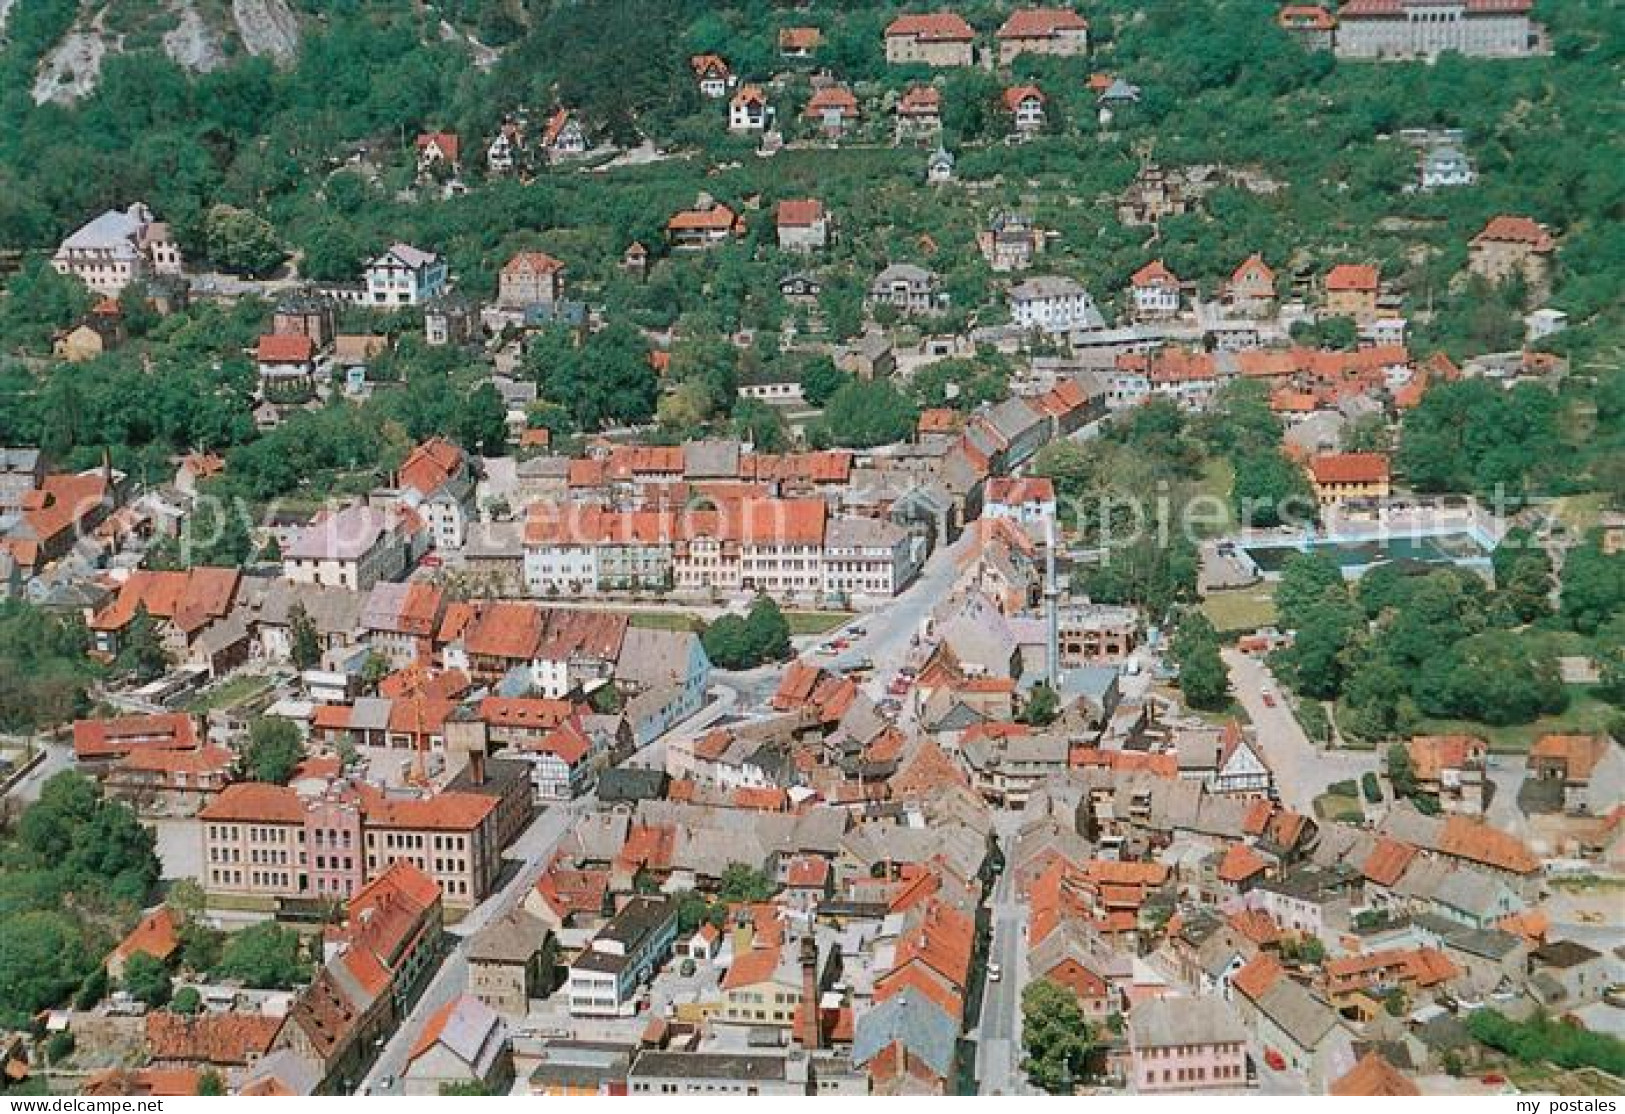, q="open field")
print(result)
[1201,583,1277,634]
